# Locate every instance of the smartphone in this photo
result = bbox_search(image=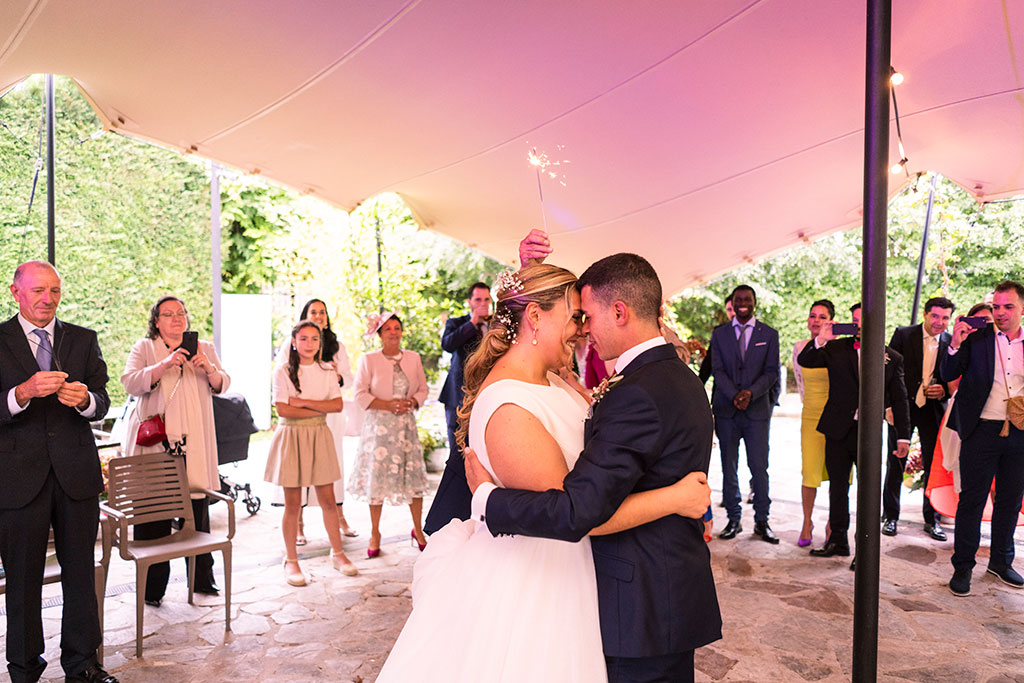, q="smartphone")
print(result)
[961,316,989,330]
[180,330,199,357]
[831,323,859,336]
